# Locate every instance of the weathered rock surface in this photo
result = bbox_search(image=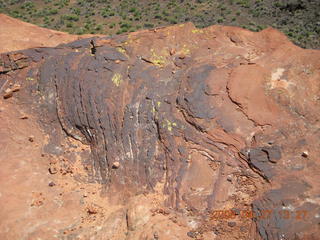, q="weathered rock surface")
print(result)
[0,14,98,53]
[0,18,320,240]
